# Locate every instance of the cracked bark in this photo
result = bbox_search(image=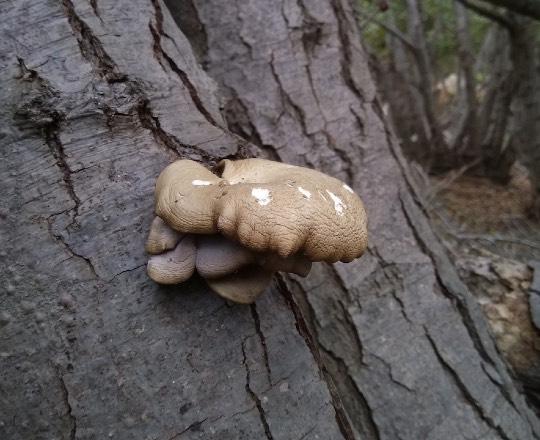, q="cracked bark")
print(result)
[58,373,77,440]
[44,121,82,229]
[61,0,126,81]
[149,0,219,128]
[241,340,275,440]
[171,0,540,438]
[1,1,342,439]
[1,0,539,439]
[250,304,273,386]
